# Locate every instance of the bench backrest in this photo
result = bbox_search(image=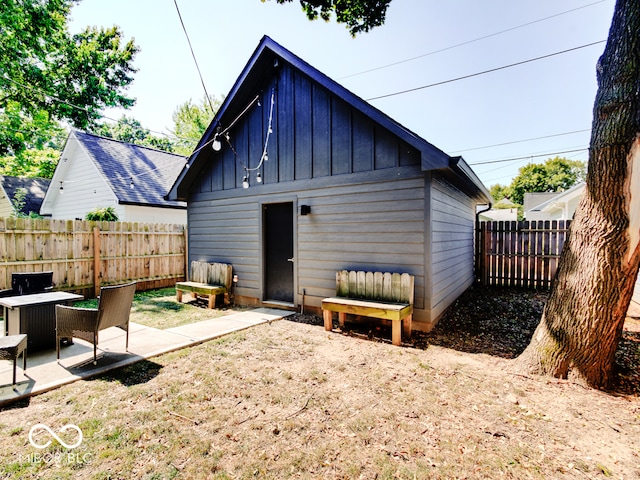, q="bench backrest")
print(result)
[190,261,233,289]
[335,270,414,304]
